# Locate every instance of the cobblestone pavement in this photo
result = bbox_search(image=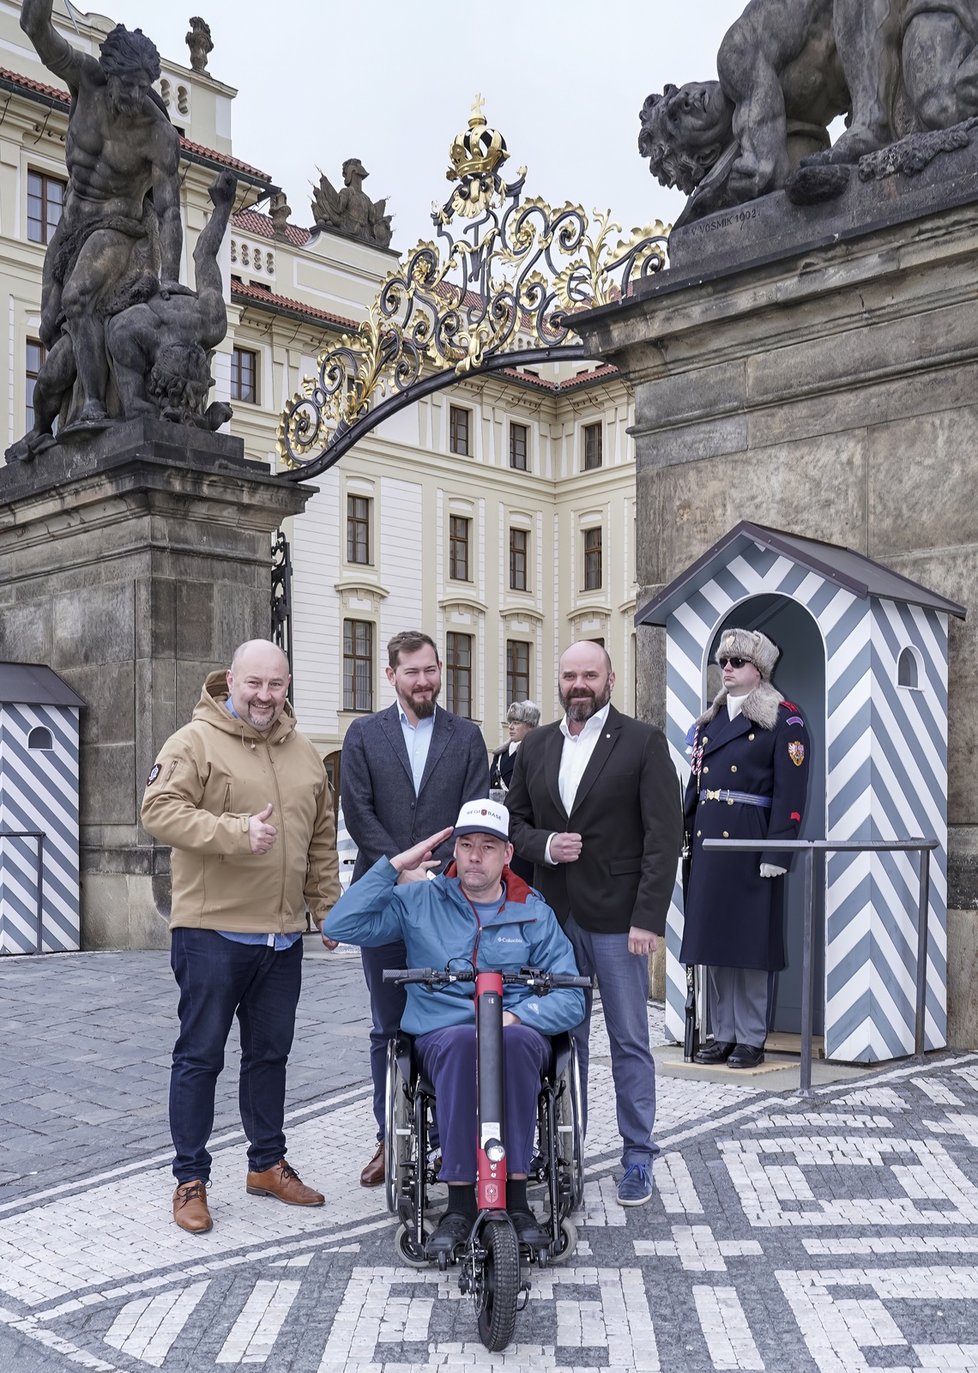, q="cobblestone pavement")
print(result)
[2,945,978,1371]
